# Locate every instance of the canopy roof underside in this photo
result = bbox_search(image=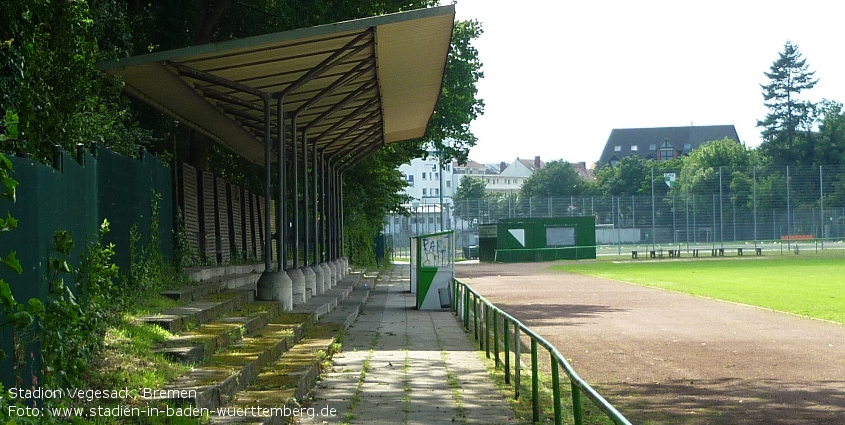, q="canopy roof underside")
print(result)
[98,6,455,165]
